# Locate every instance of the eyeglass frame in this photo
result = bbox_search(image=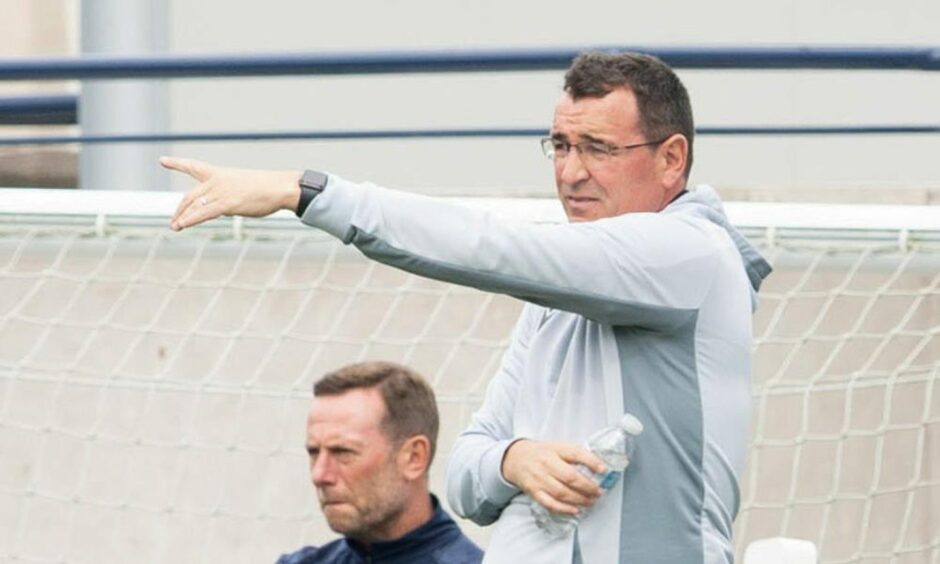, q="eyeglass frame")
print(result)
[540,135,670,162]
